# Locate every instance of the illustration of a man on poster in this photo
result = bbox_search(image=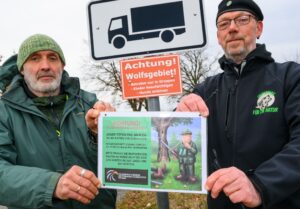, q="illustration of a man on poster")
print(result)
[175,129,198,183]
